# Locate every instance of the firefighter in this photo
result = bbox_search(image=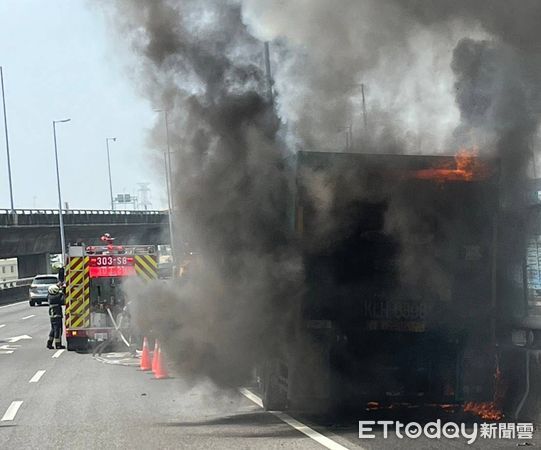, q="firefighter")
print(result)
[46,284,65,349]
